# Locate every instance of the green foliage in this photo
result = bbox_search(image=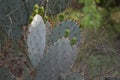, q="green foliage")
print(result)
[79,0,102,28]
